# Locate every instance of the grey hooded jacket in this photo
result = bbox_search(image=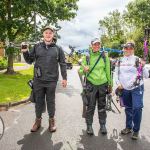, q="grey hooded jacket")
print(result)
[23,42,67,82]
